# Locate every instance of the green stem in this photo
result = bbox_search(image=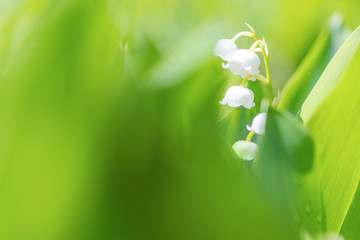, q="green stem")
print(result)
[246,131,255,142]
[240,75,252,87]
[231,31,256,42]
[233,29,274,102]
[249,40,262,51]
[261,48,274,101]
[253,35,274,101]
[251,74,268,84]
